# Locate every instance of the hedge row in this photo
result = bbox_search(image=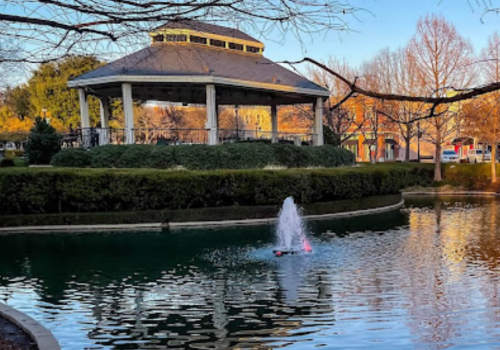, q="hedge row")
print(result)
[0,194,401,227]
[51,143,356,170]
[441,163,500,190]
[0,166,432,215]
